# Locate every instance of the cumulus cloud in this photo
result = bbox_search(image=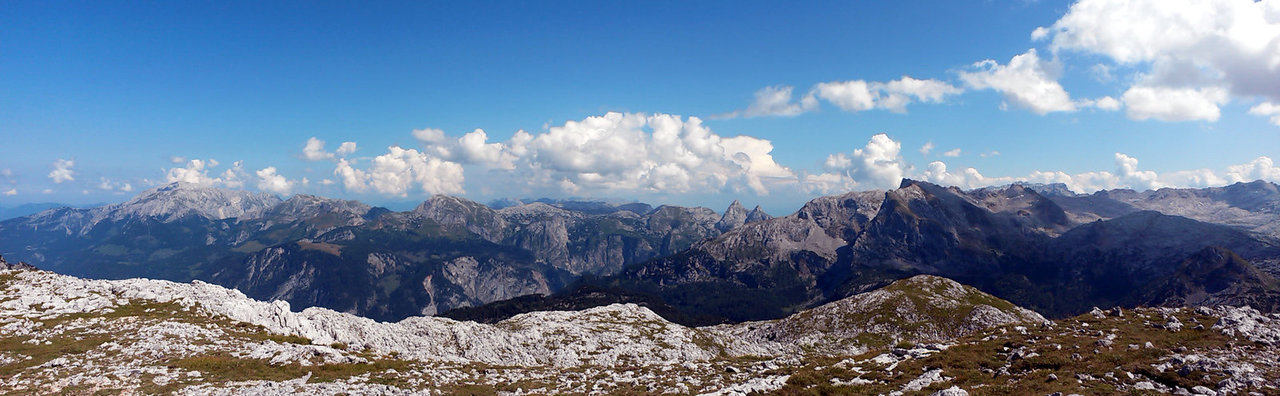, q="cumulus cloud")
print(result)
[958,49,1078,114]
[95,177,135,193]
[1122,86,1229,122]
[523,113,792,194]
[1114,153,1162,191]
[1081,96,1122,111]
[169,156,186,164]
[420,129,520,169]
[719,85,819,118]
[336,142,358,156]
[255,167,295,195]
[1039,0,1280,120]
[2,189,15,196]
[920,141,935,156]
[1226,156,1280,183]
[805,133,910,192]
[942,148,961,157]
[921,161,1014,189]
[813,76,962,113]
[301,137,336,161]
[411,128,446,144]
[164,158,246,188]
[333,146,465,197]
[48,159,75,184]
[410,112,794,195]
[1249,102,1280,126]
